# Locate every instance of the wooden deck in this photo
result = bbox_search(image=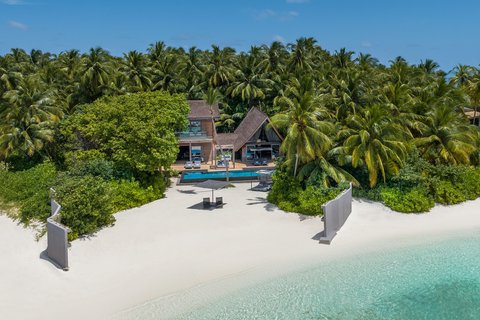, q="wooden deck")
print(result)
[171,160,275,173]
